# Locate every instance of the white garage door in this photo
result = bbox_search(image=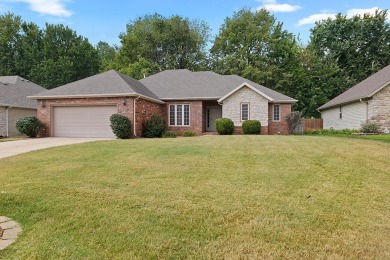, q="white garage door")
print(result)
[53,106,117,138]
